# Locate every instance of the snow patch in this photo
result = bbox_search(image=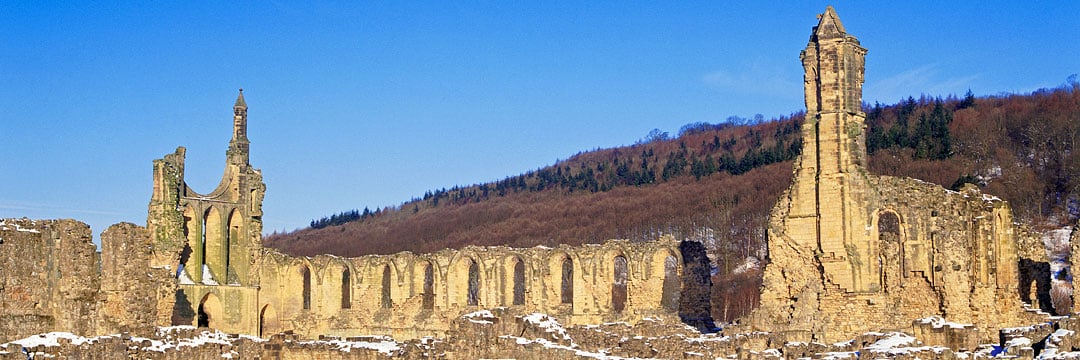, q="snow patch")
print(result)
[733,256,760,274]
[863,332,917,352]
[1044,226,1072,264]
[178,267,196,285]
[523,313,570,341]
[819,351,858,359]
[463,309,496,324]
[1049,328,1075,347]
[6,332,94,348]
[1004,336,1032,348]
[502,336,623,359]
[141,329,232,352]
[463,309,494,318]
[0,219,40,233]
[202,265,219,285]
[917,316,971,329]
[301,336,400,355]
